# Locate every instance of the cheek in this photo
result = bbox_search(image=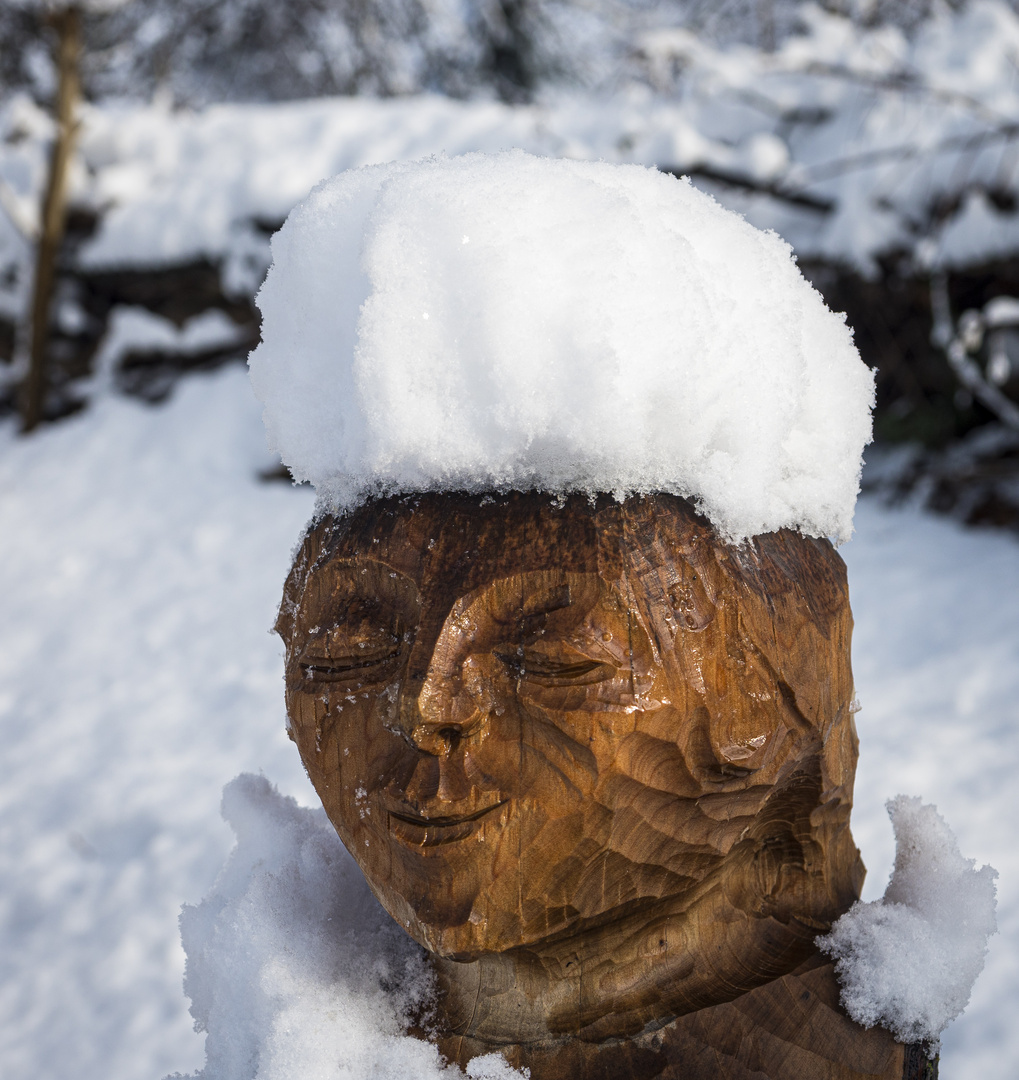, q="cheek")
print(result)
[287,685,405,805]
[645,637,799,785]
[697,635,789,765]
[453,679,606,810]
[513,703,607,807]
